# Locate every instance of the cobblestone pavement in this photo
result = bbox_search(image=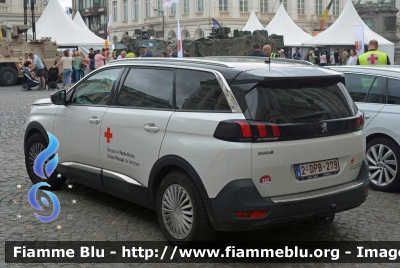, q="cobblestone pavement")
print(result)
[1,86,400,268]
